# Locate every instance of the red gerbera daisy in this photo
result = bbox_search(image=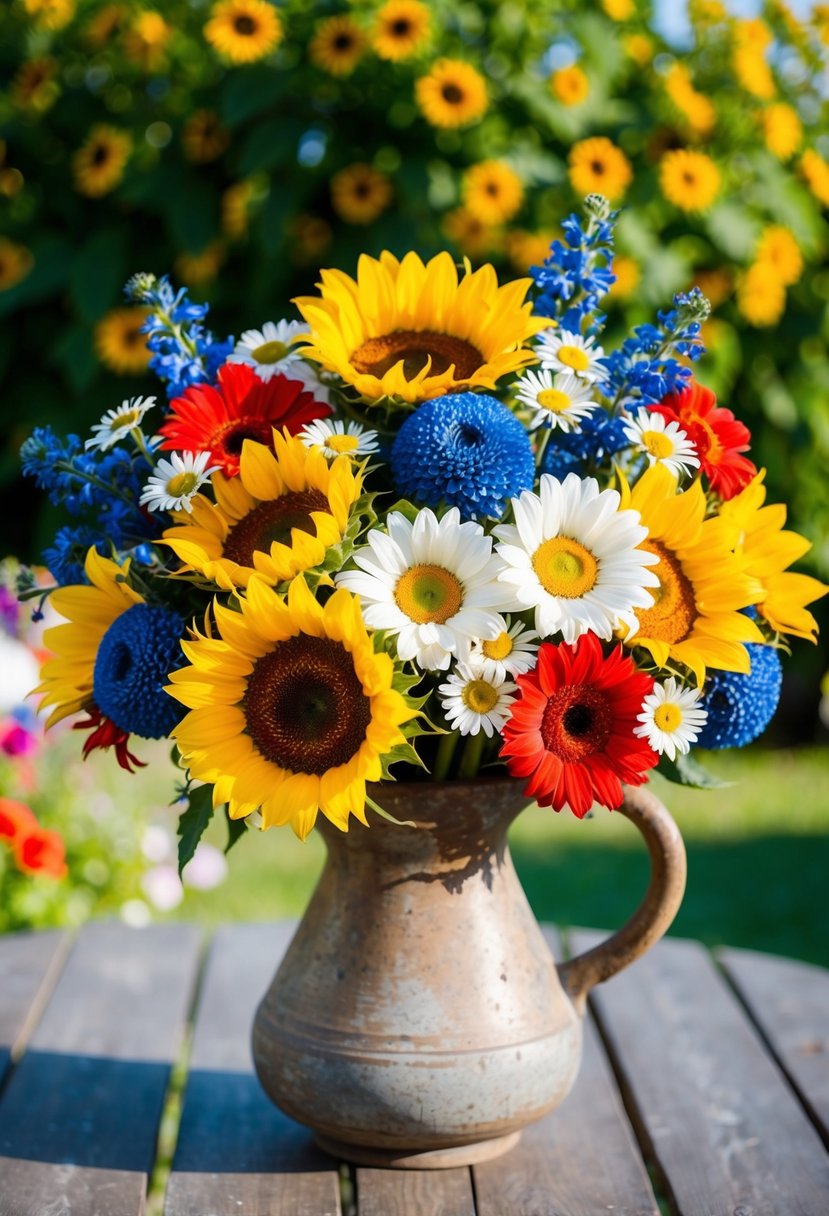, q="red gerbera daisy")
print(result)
[650,378,756,501]
[158,362,332,477]
[500,633,658,818]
